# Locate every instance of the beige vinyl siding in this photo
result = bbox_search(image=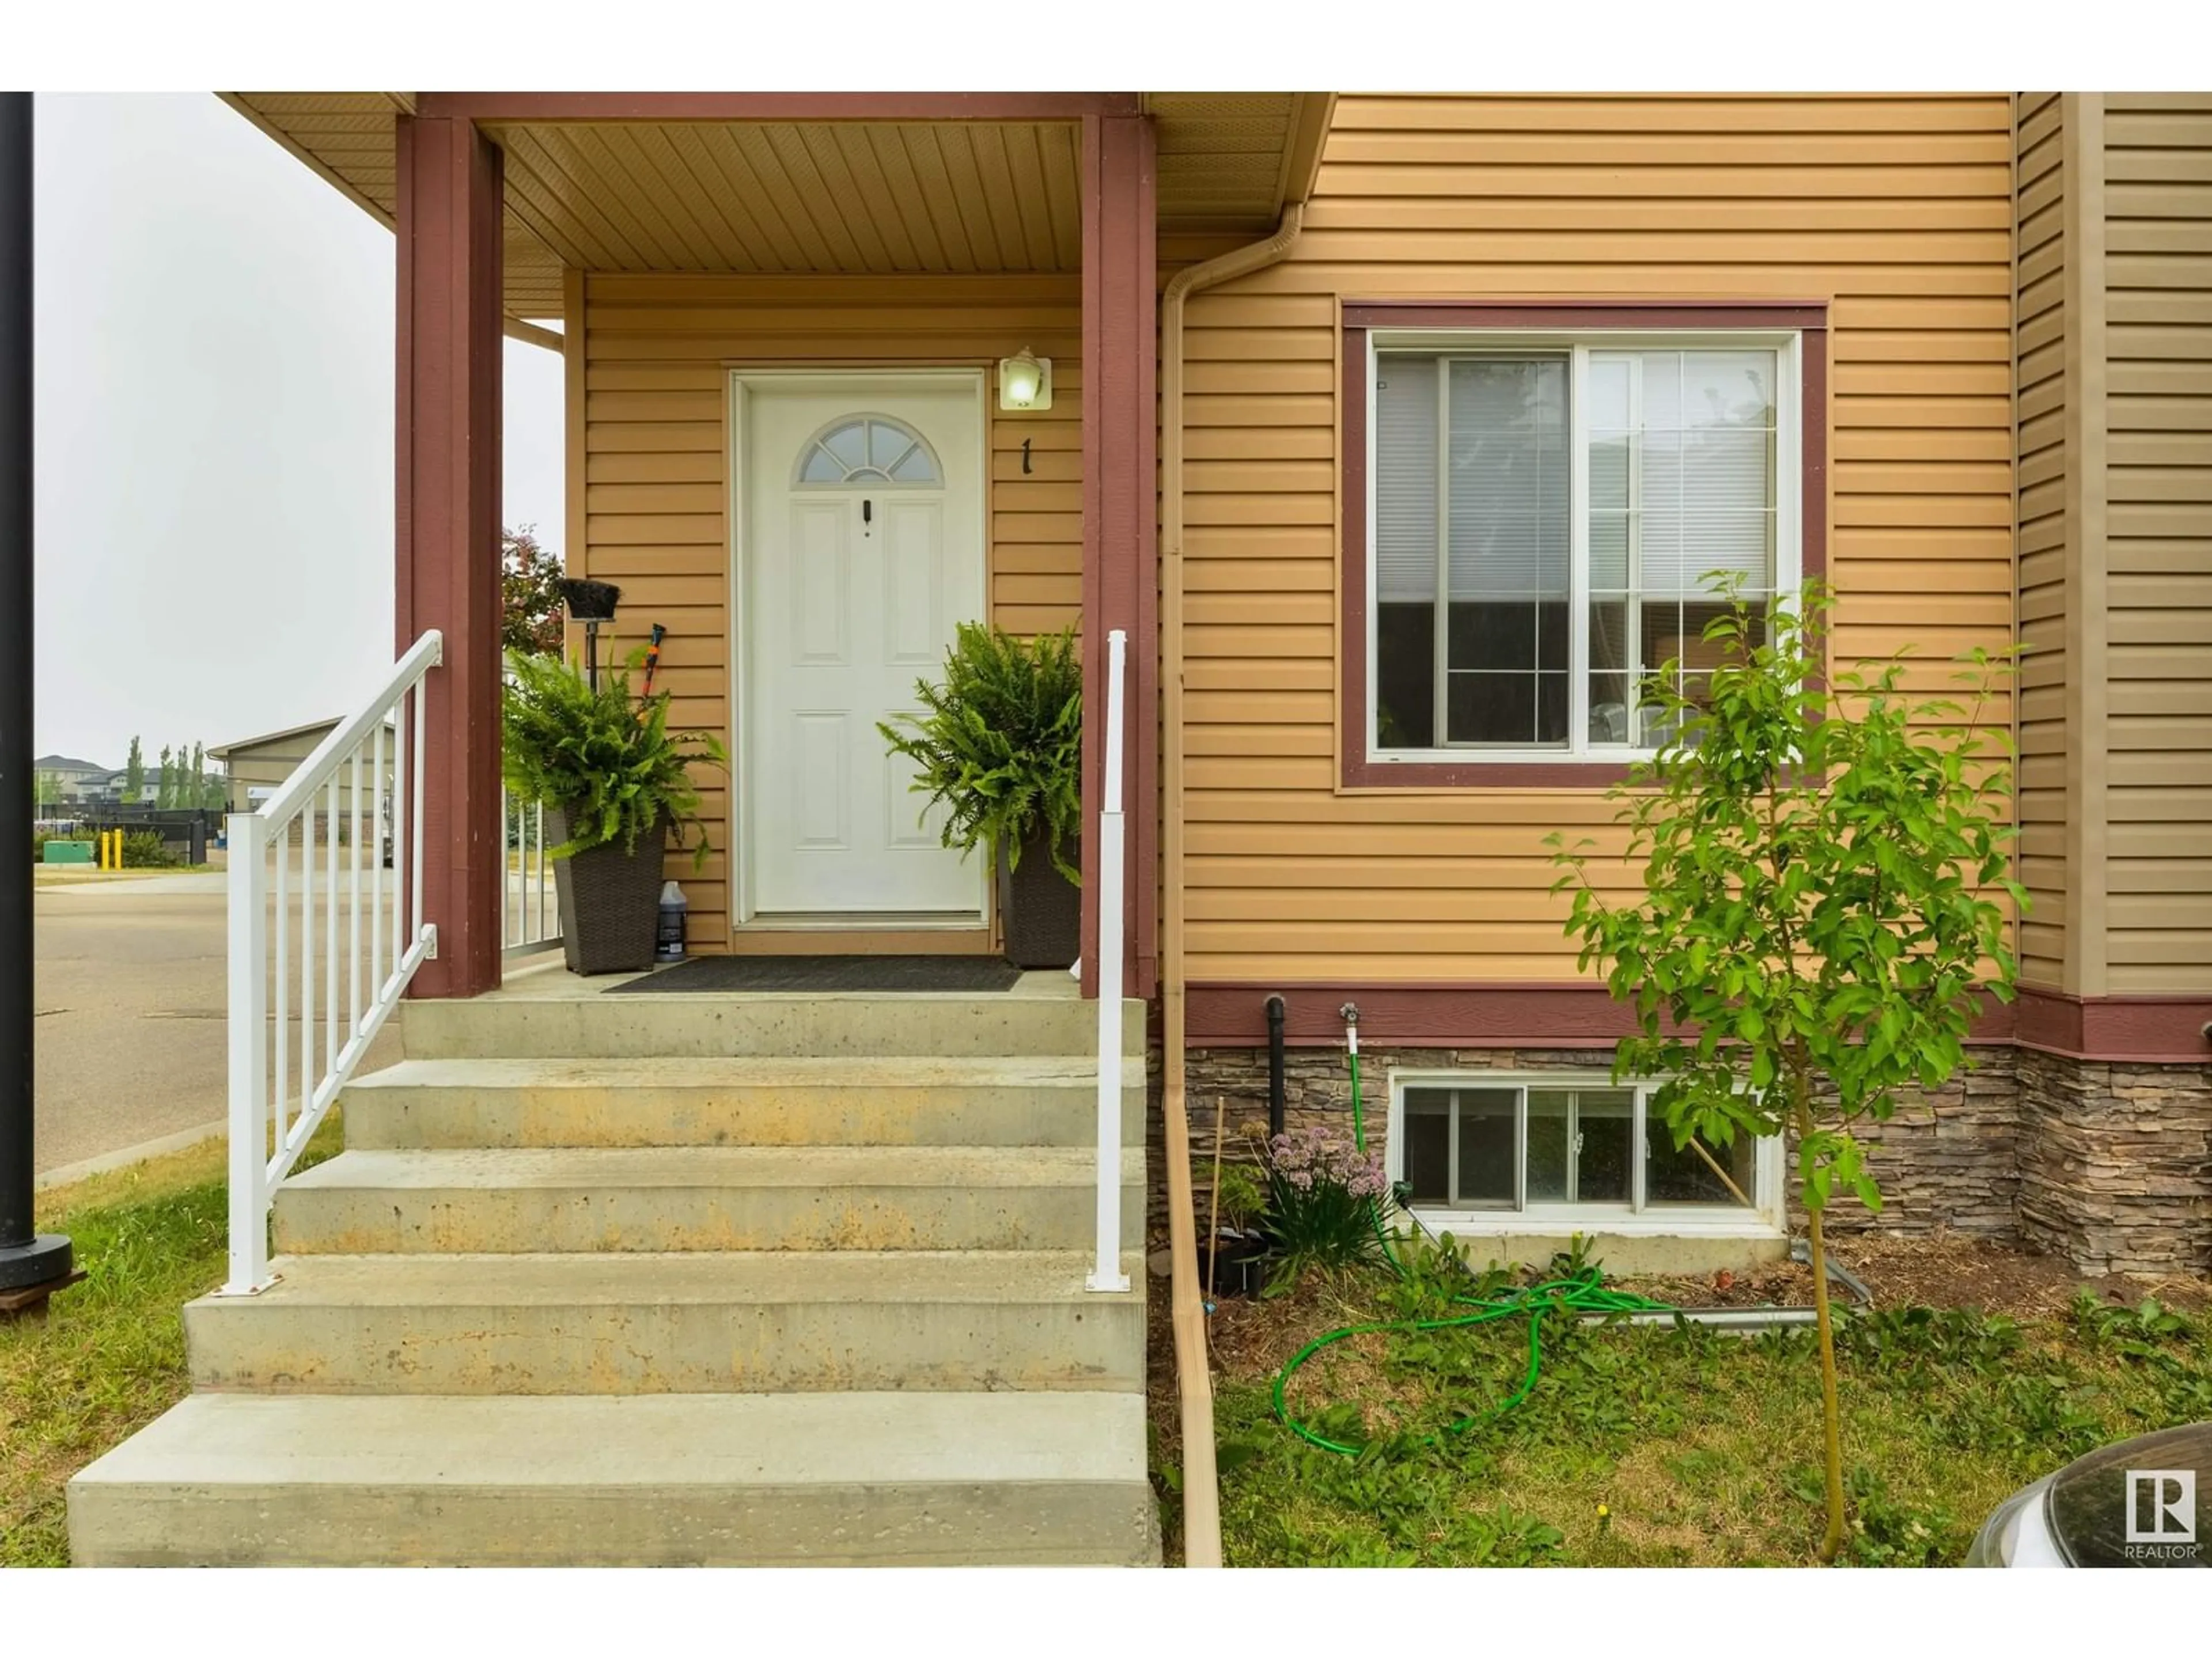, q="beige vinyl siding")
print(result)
[2015,92,2069,986]
[571,271,1084,949]
[1181,93,2018,983]
[2101,94,2212,991]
